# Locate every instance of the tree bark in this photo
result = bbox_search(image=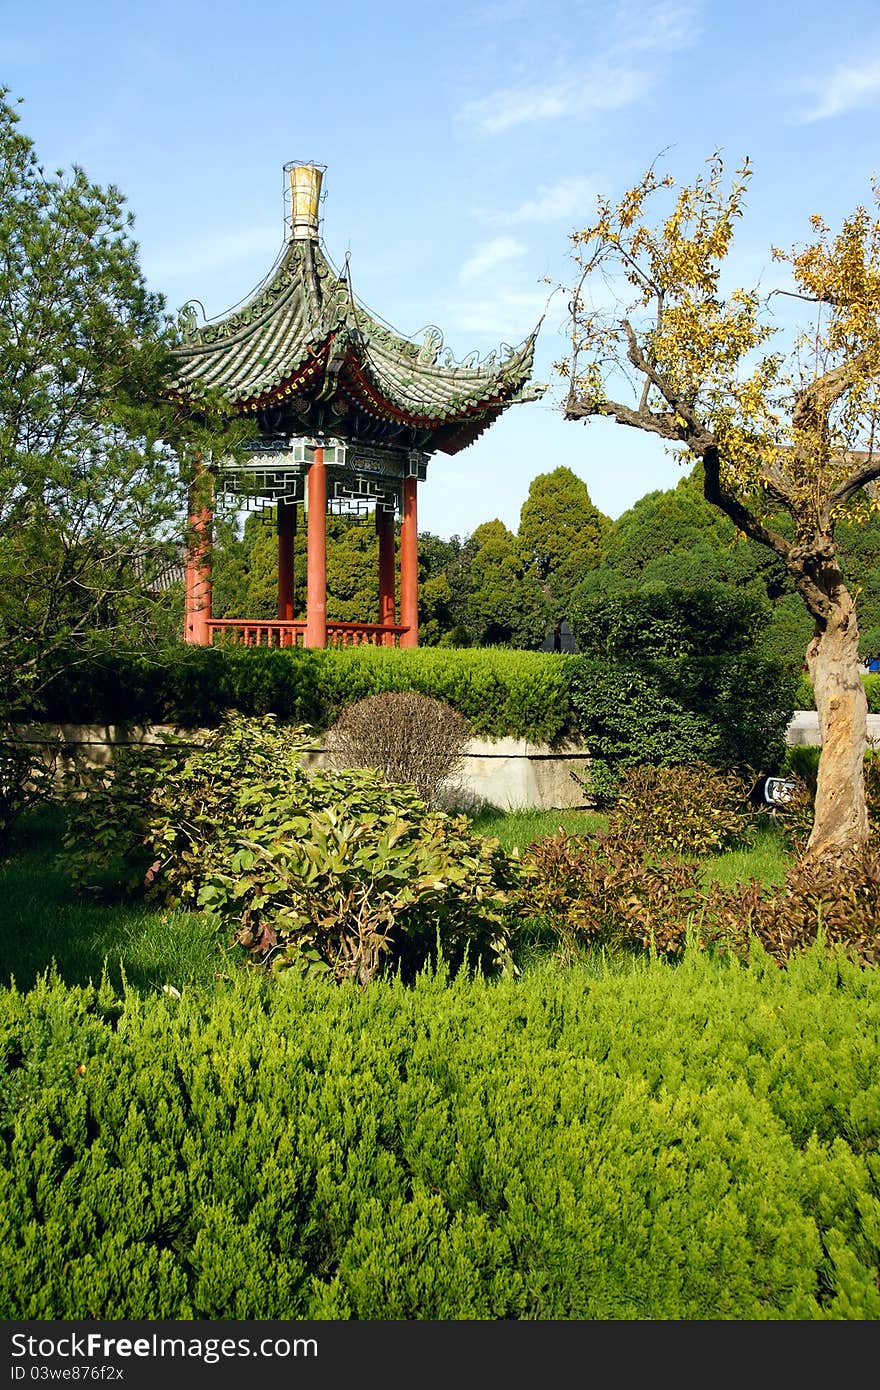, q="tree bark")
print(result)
[805,578,869,854]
